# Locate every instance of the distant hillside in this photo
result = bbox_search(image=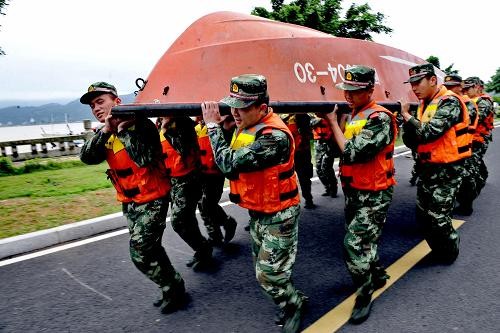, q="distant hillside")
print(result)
[0,93,136,126]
